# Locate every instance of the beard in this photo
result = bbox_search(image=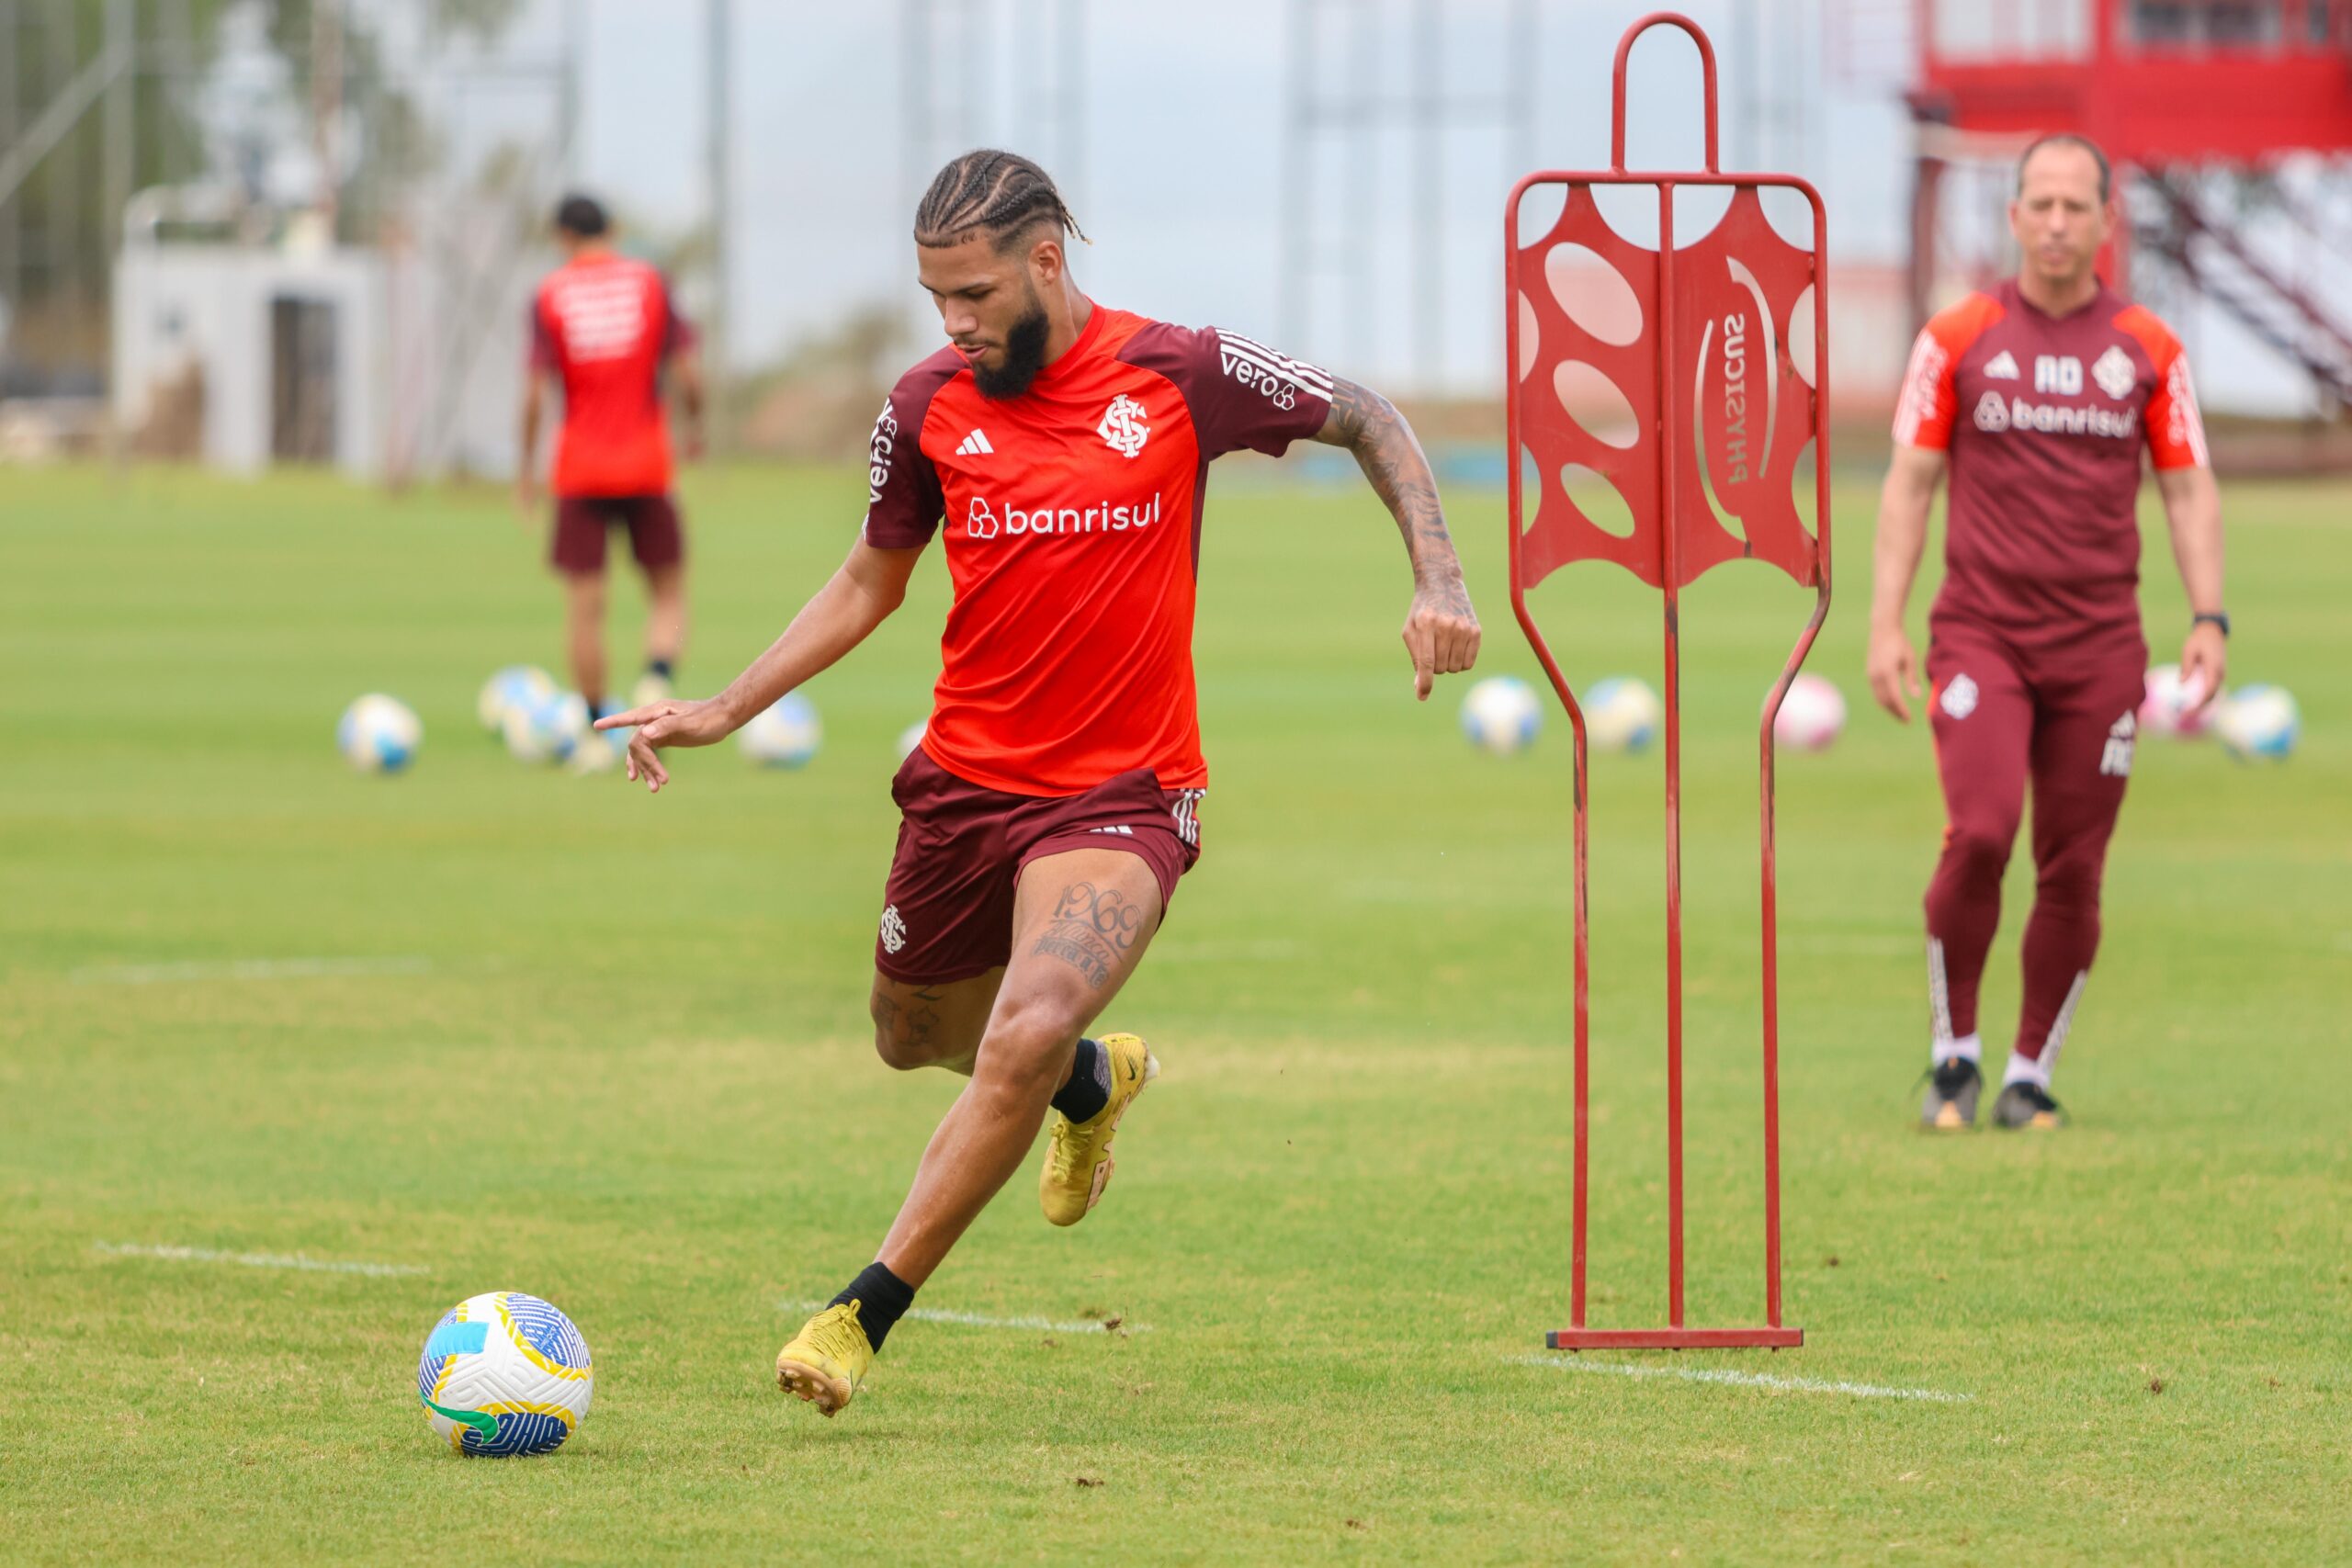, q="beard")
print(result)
[972,289,1052,400]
